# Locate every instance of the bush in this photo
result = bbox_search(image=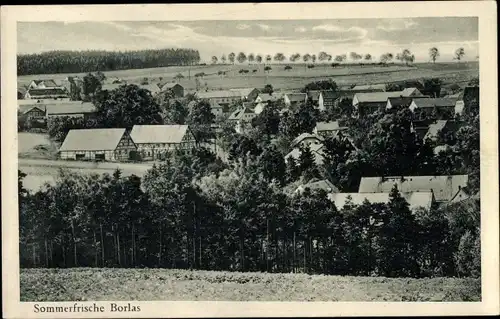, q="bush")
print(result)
[264,66,272,72]
[307,64,315,69]
[454,230,481,277]
[252,69,258,73]
[284,65,292,71]
[331,63,340,68]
